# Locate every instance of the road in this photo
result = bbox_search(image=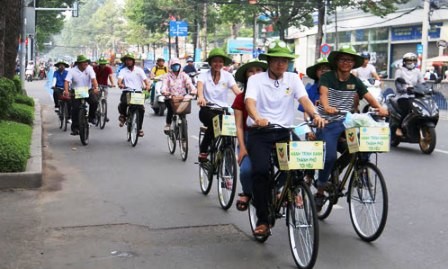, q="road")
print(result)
[1,79,448,269]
